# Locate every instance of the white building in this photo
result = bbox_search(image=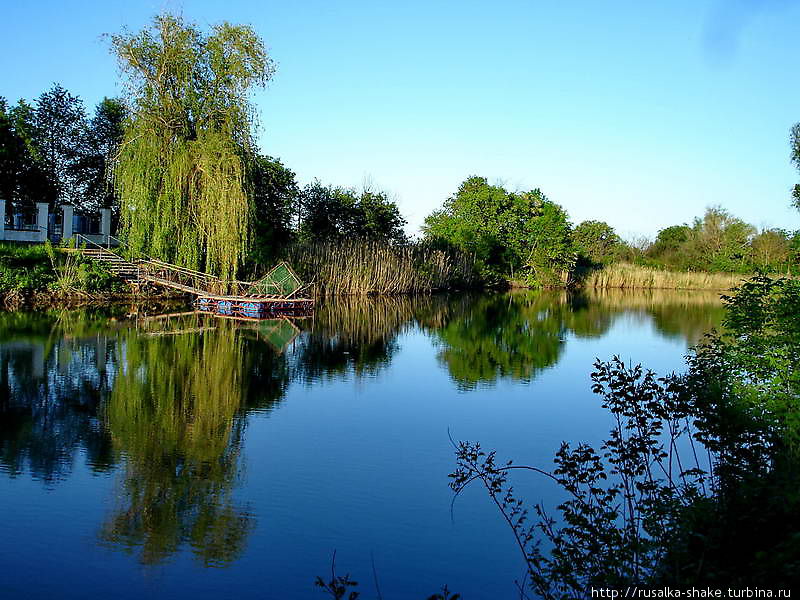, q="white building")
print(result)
[0,202,116,246]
